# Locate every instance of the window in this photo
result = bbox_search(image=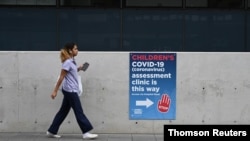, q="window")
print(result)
[208,0,244,9]
[0,0,56,6]
[125,0,182,8]
[186,0,244,9]
[60,0,120,8]
[186,0,208,8]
